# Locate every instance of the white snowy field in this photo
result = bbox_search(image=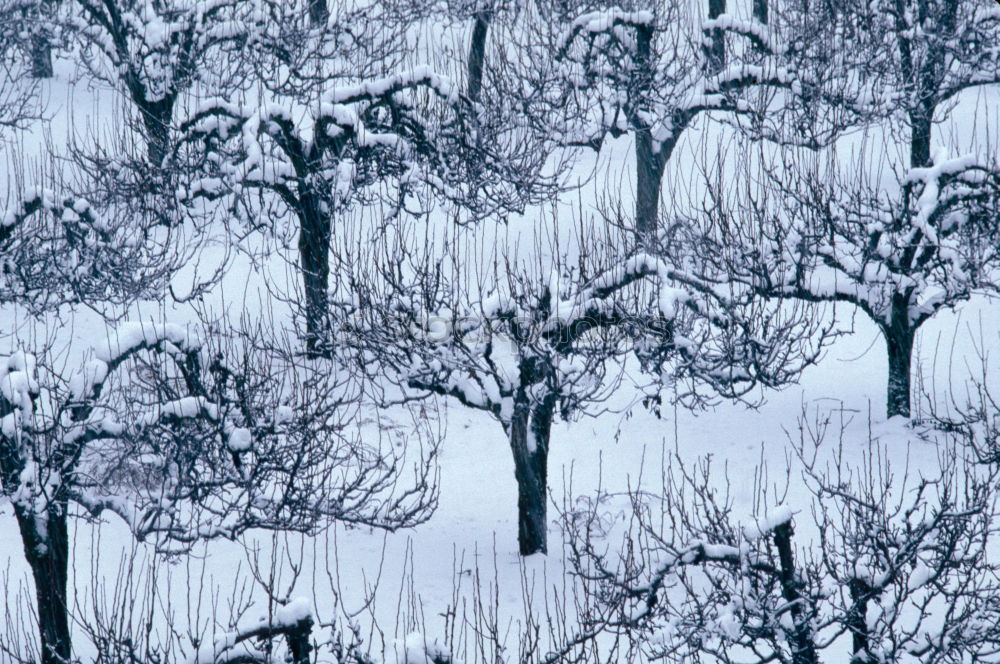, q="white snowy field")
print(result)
[2,20,1000,664]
